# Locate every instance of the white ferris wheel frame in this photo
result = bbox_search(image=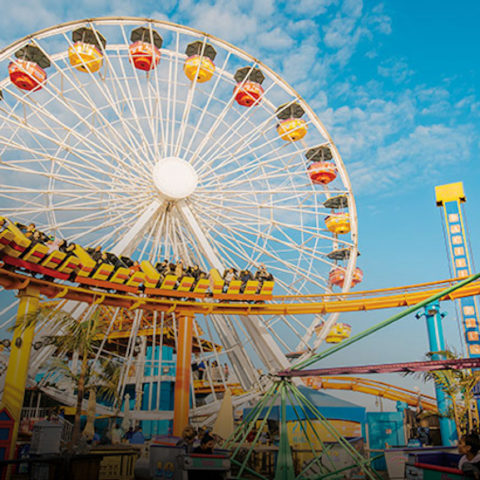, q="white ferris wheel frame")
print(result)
[0,17,359,392]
